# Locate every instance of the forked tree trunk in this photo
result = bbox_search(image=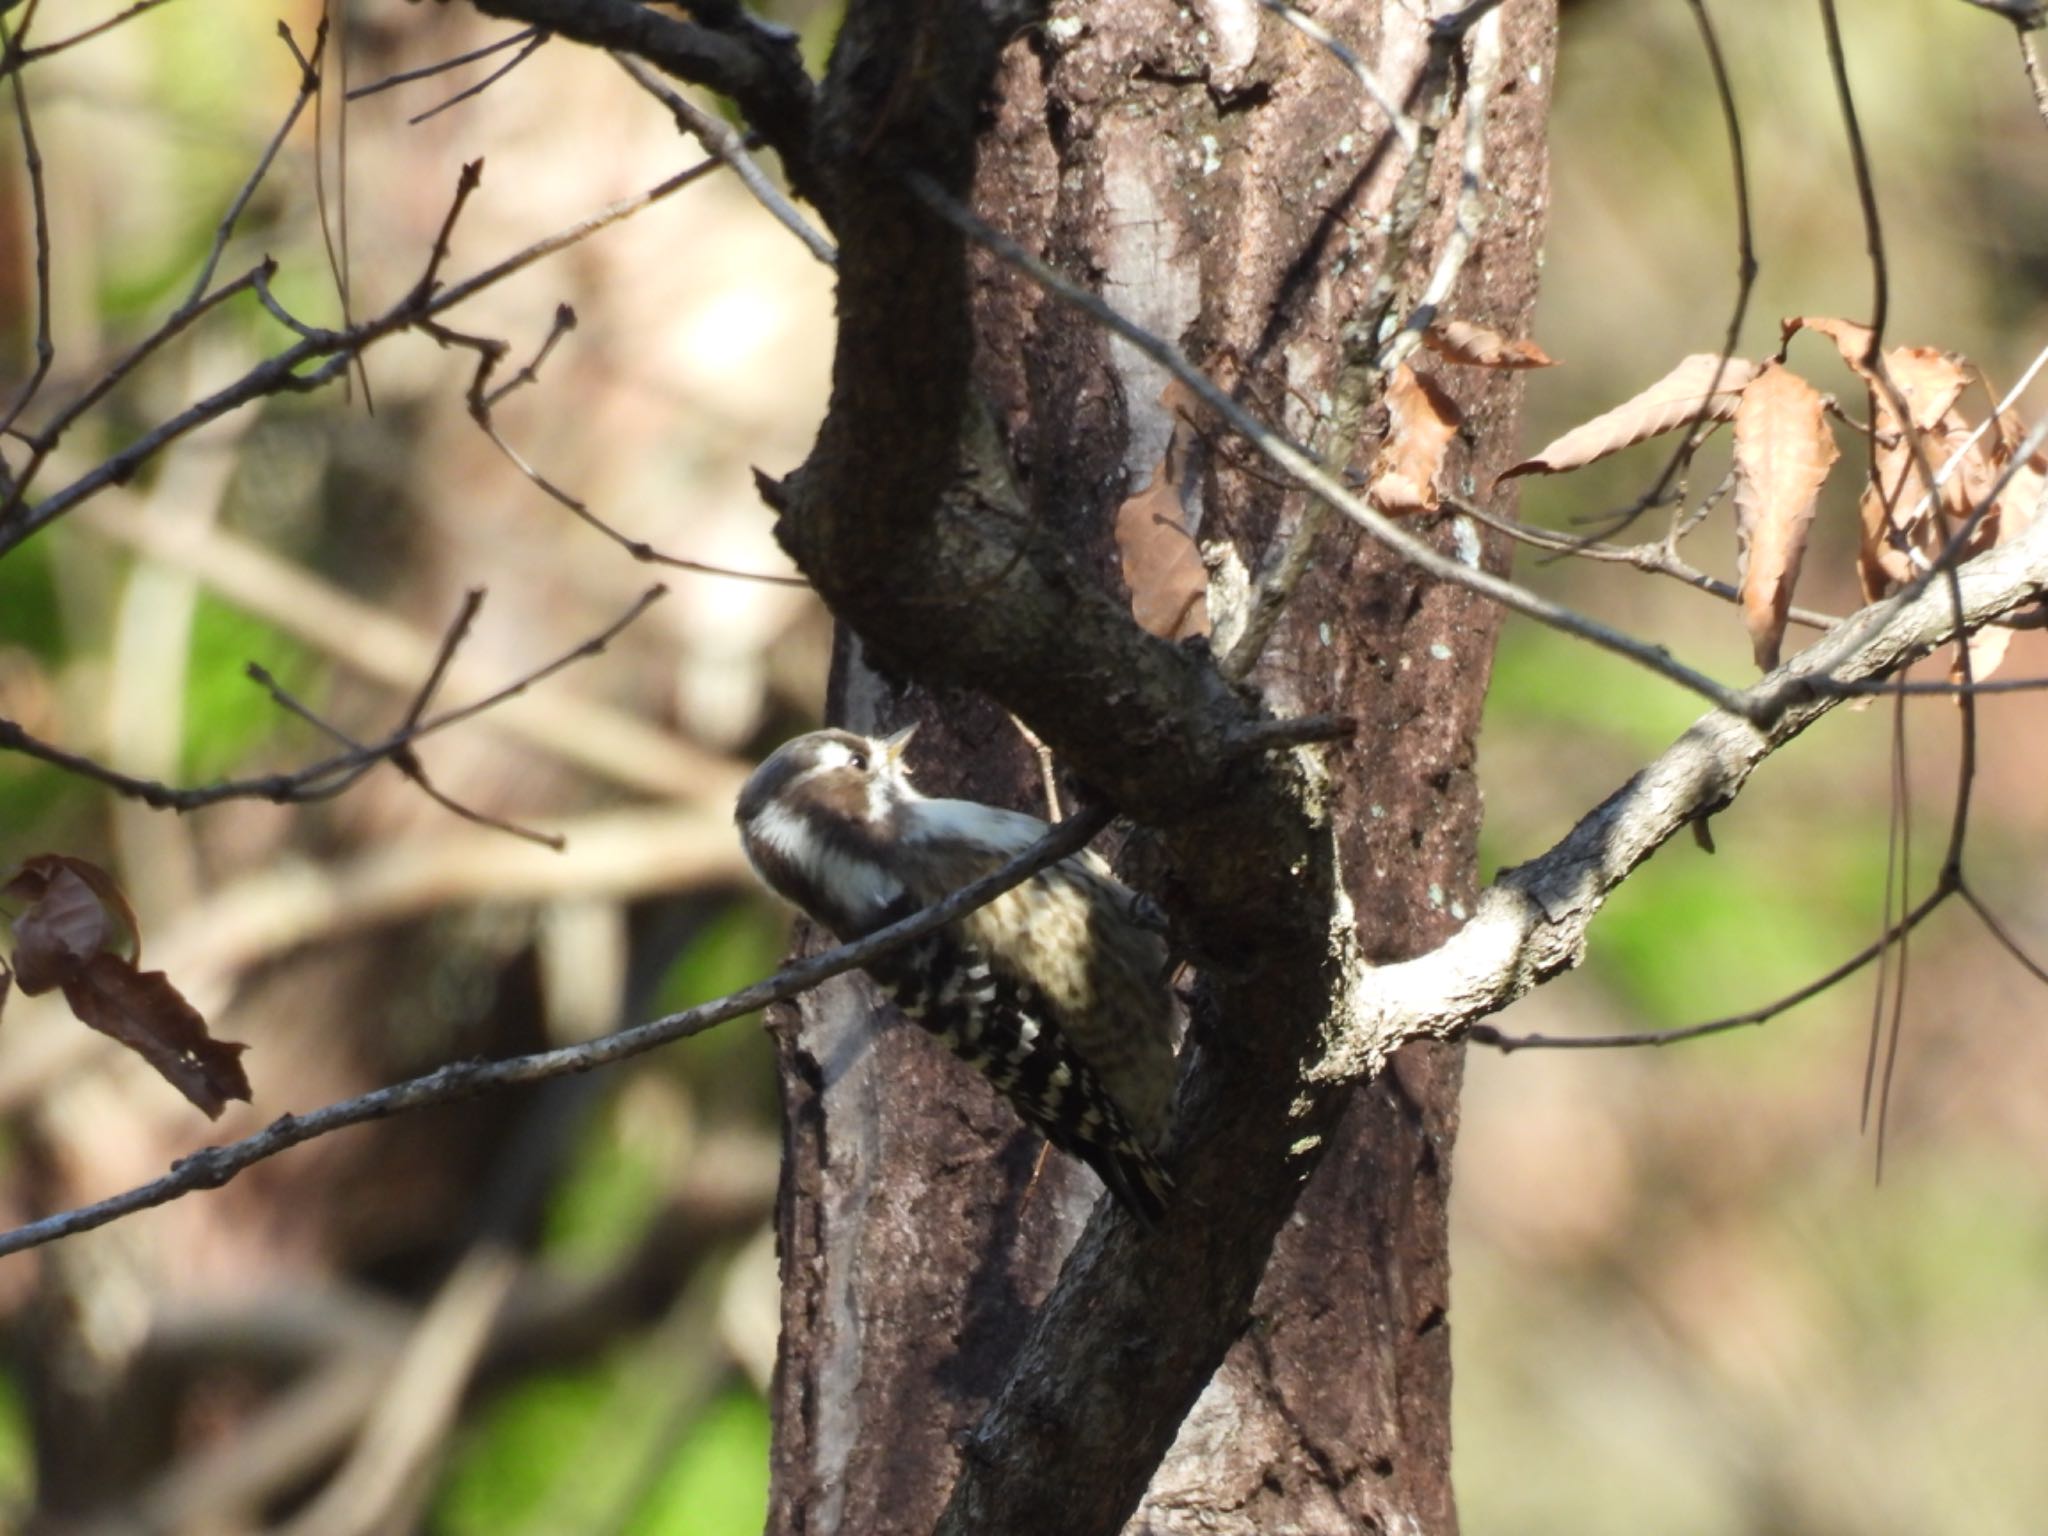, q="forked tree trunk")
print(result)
[768,3,1554,1530]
